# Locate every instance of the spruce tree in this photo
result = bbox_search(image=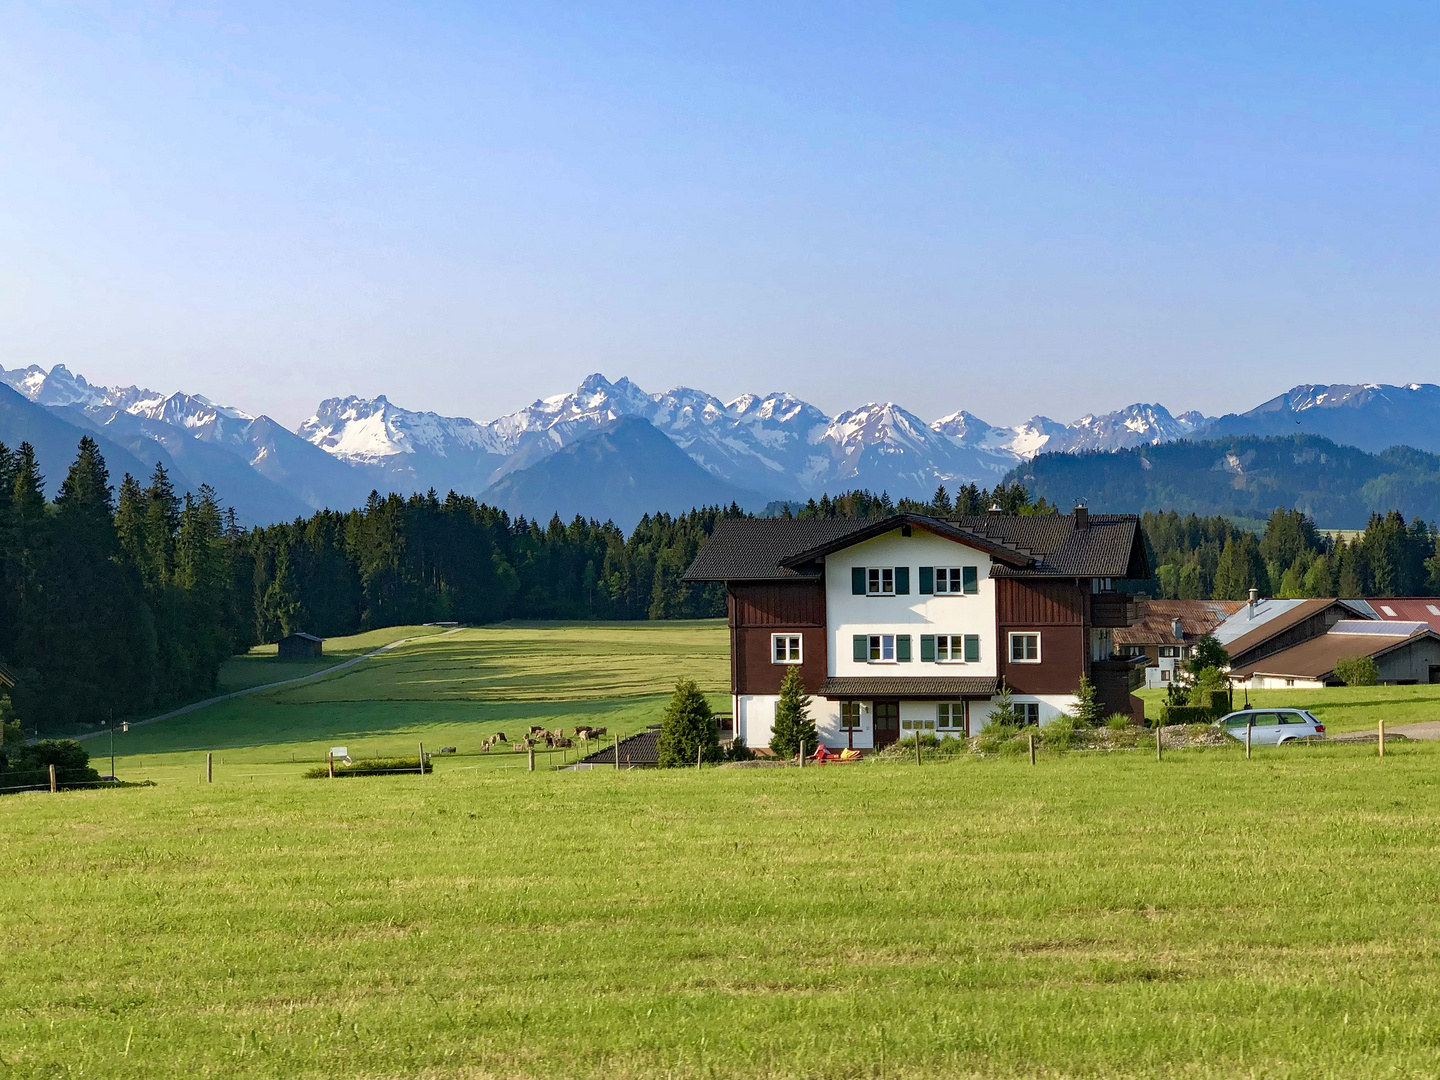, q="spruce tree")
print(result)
[1067,675,1102,727]
[985,680,1022,729]
[656,677,721,767]
[769,664,817,759]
